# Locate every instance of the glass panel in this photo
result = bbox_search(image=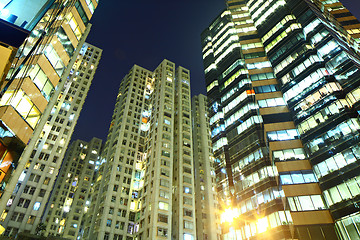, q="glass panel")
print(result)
[329,187,342,204]
[288,198,297,211]
[17,96,32,117]
[298,196,314,211]
[311,195,325,210]
[338,183,352,200]
[291,173,304,184]
[280,175,293,185]
[303,173,317,183]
